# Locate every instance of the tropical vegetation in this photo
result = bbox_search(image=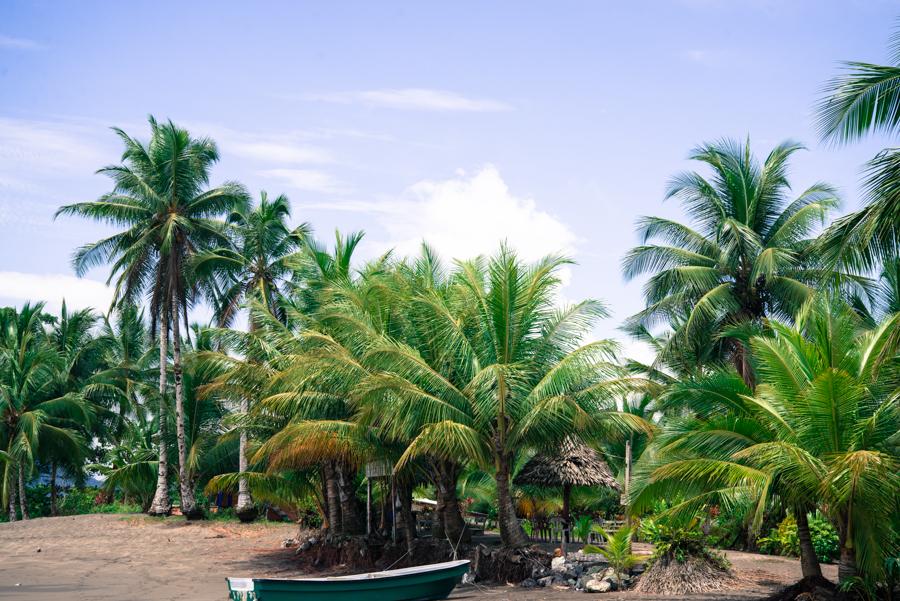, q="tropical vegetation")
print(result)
[2,25,900,599]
